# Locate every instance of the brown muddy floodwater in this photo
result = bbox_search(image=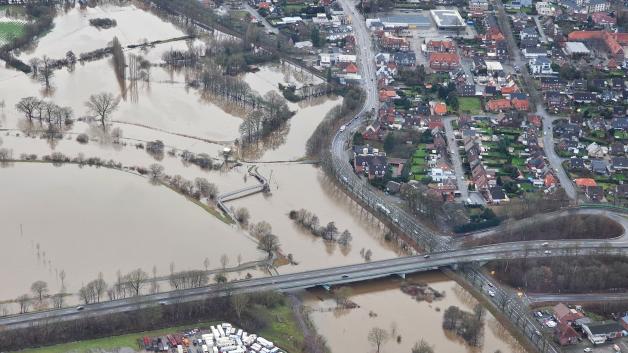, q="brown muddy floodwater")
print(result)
[0,163,263,302]
[229,163,408,273]
[304,272,527,353]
